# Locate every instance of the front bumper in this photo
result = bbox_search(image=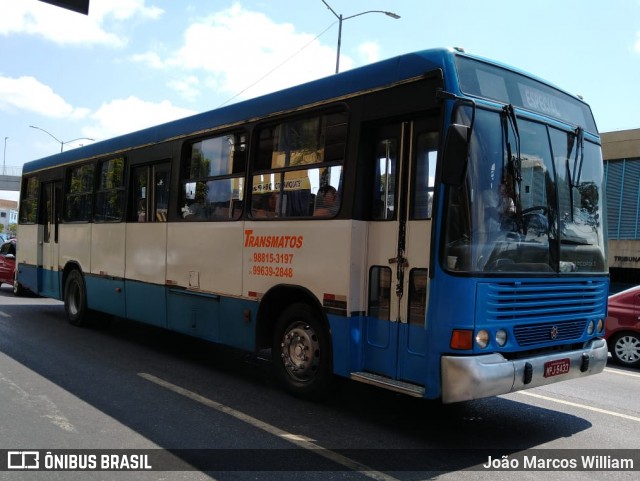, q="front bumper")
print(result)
[441,338,608,403]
